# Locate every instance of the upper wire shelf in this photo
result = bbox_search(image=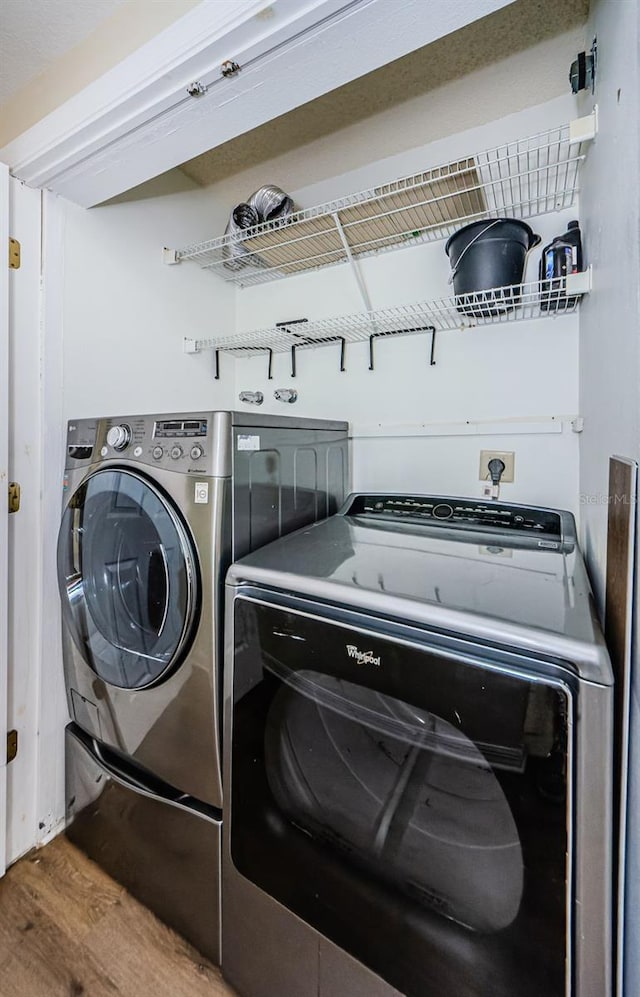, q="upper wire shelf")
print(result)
[173,112,596,289]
